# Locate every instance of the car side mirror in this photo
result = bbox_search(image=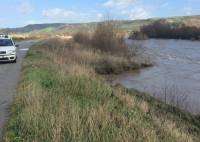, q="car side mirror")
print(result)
[15,44,20,47]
